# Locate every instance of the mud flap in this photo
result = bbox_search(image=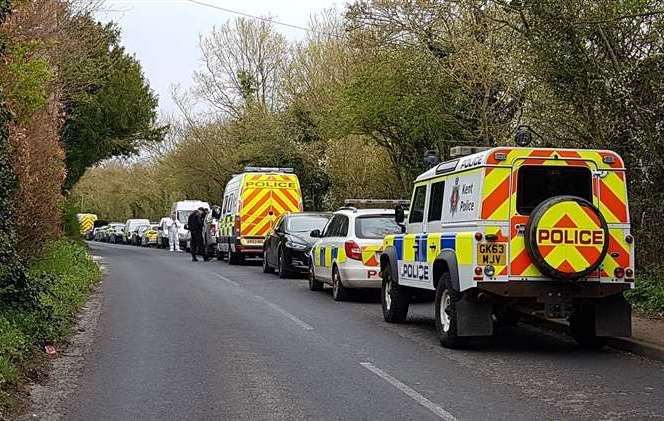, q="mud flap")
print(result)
[595,294,632,337]
[456,296,494,337]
